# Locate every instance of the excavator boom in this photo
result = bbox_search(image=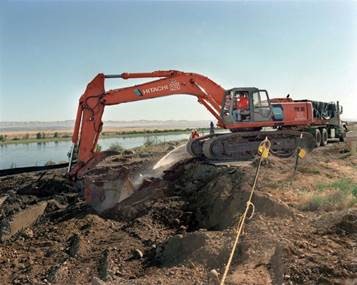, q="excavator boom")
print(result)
[69,70,226,178]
